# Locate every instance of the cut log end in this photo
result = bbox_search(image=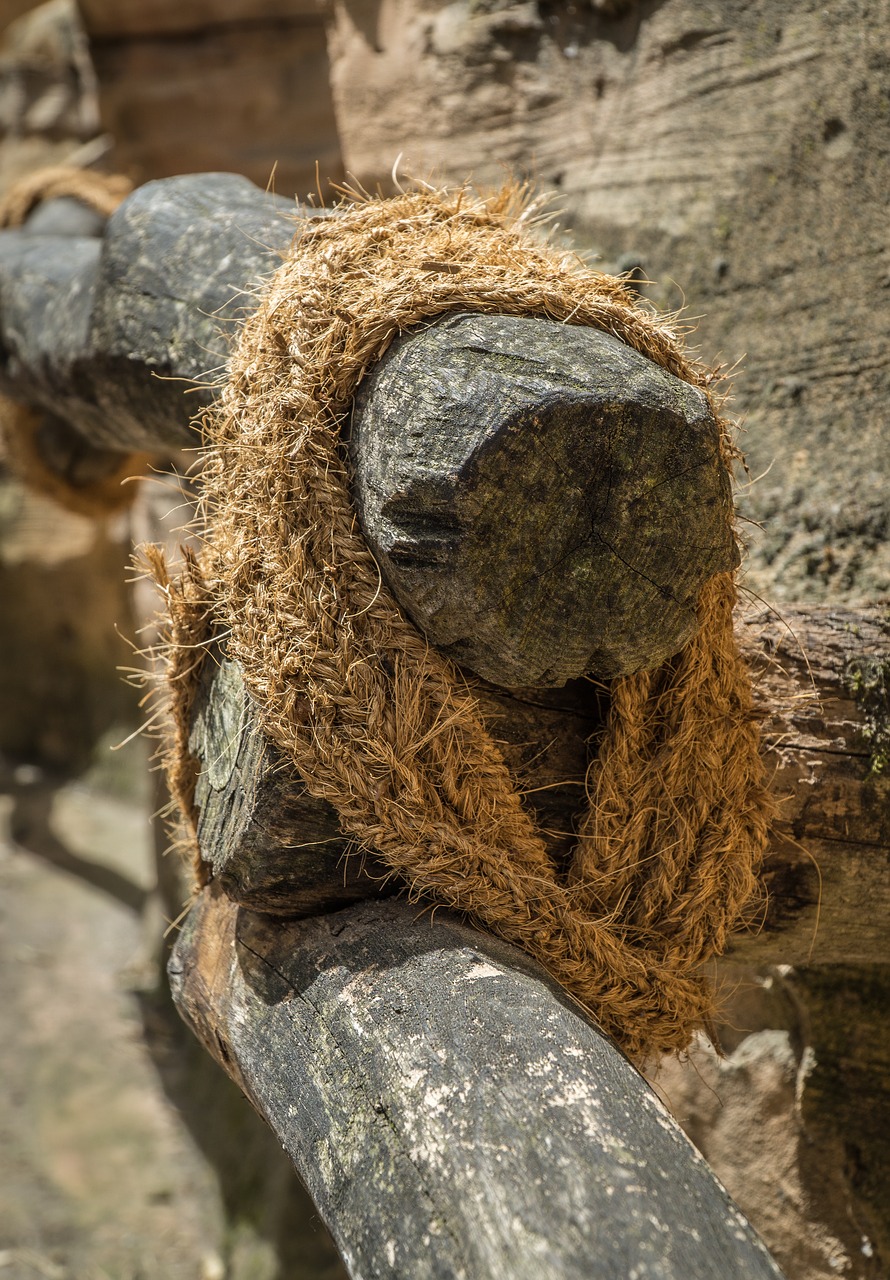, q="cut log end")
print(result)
[351,311,738,687]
